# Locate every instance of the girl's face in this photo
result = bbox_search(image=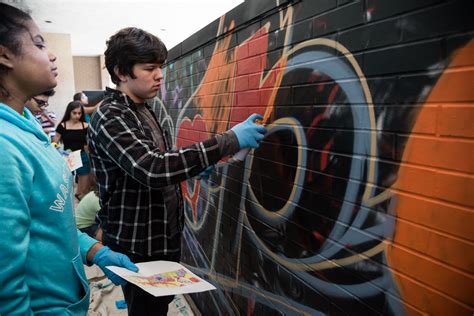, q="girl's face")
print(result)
[6,20,58,98]
[70,107,82,122]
